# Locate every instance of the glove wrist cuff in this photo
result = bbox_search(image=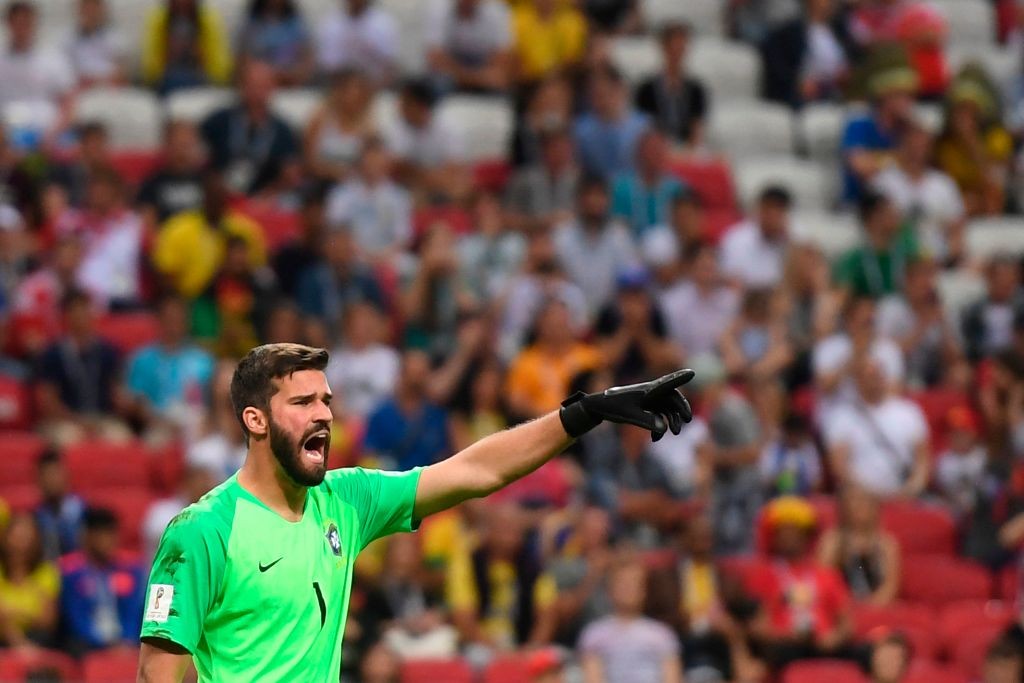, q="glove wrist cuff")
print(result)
[559,392,600,438]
